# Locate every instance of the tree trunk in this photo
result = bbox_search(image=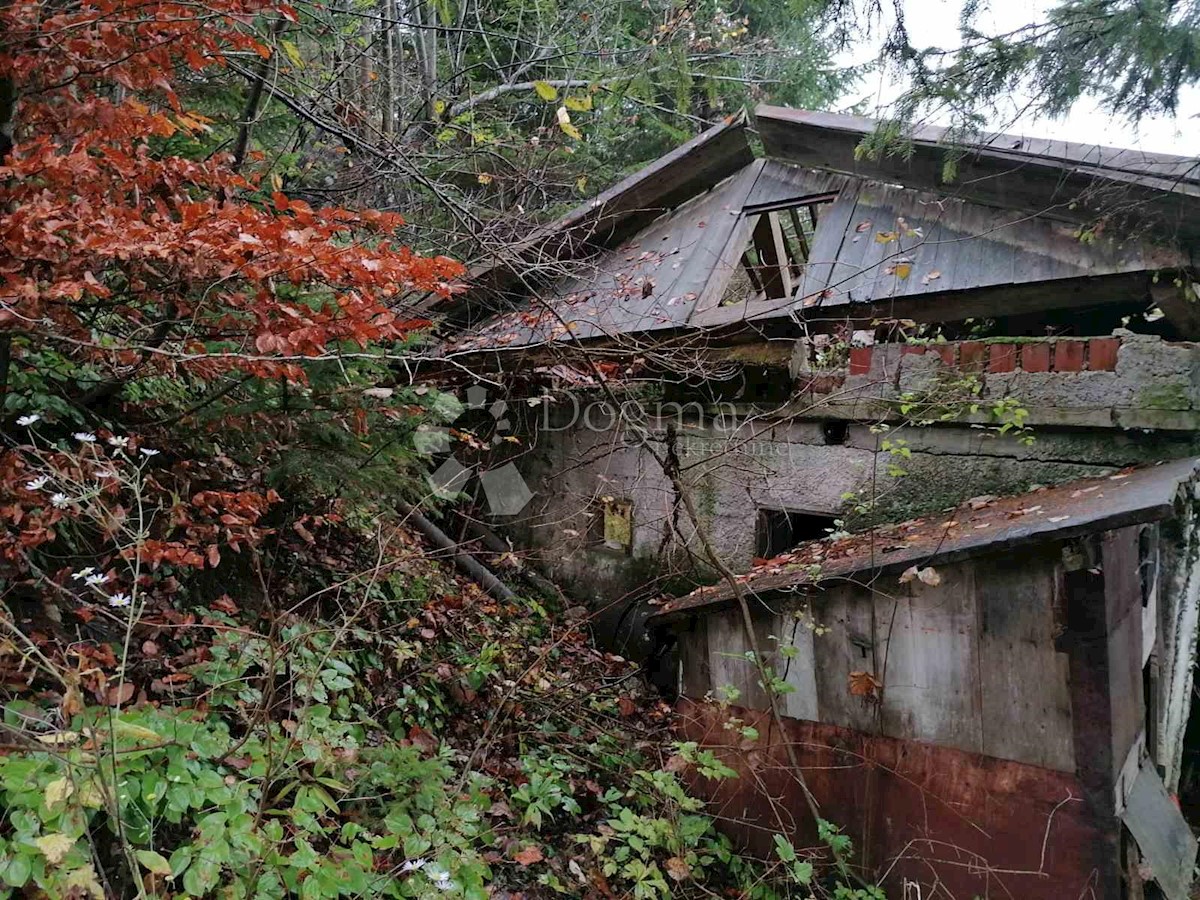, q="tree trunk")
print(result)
[417,0,438,120]
[379,0,396,135]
